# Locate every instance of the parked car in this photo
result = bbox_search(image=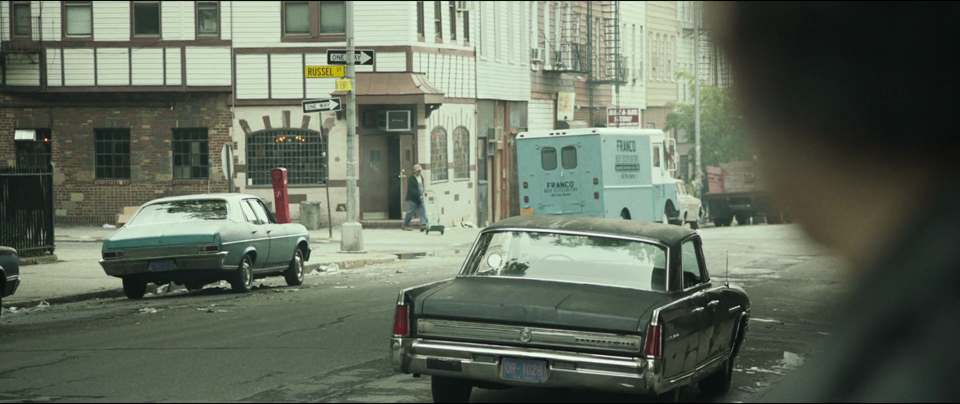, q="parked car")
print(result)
[0,246,21,319]
[676,181,705,229]
[391,216,750,402]
[100,194,311,299]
